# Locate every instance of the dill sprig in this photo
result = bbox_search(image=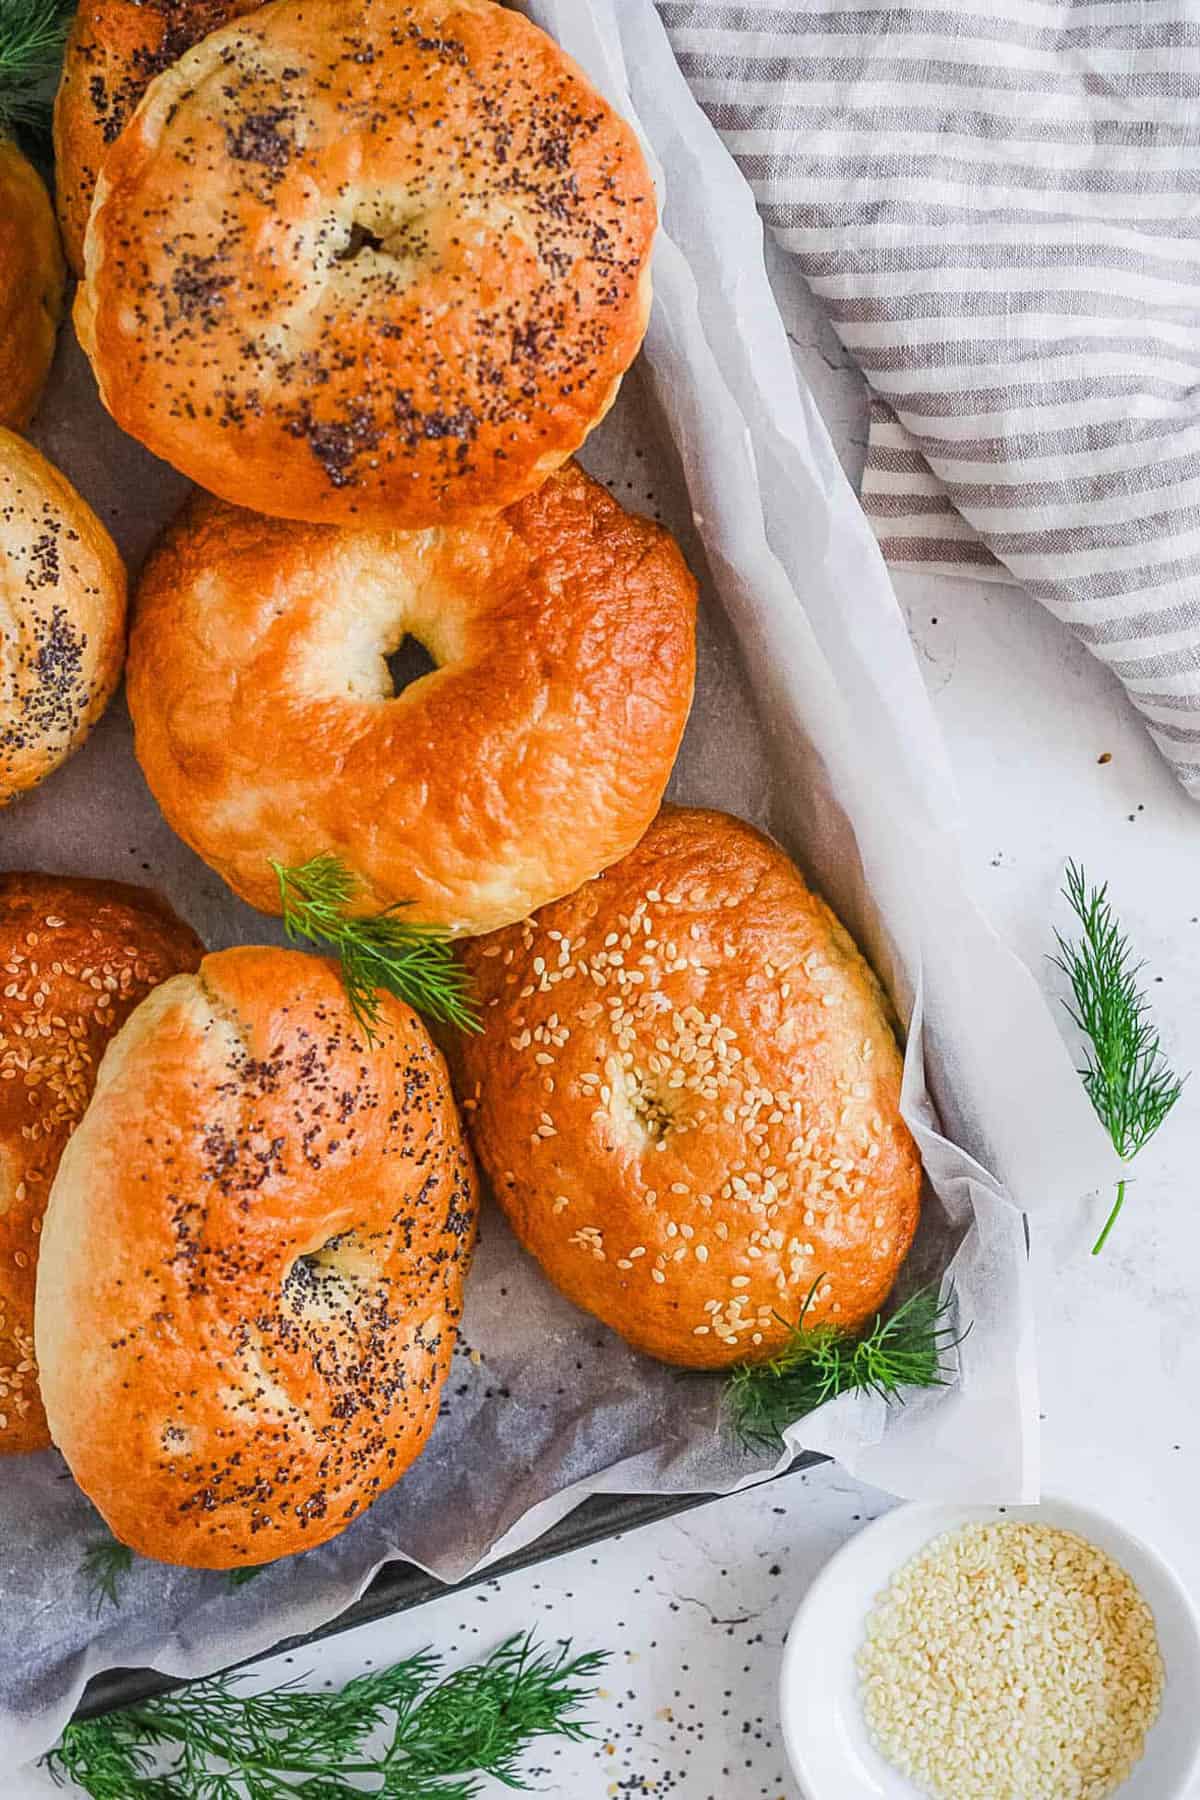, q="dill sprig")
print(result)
[272,854,479,1043]
[79,1536,134,1617]
[83,1535,269,1615]
[226,1564,267,1588]
[1052,860,1185,1253]
[0,0,73,143]
[726,1281,964,1453]
[43,1632,609,1799]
